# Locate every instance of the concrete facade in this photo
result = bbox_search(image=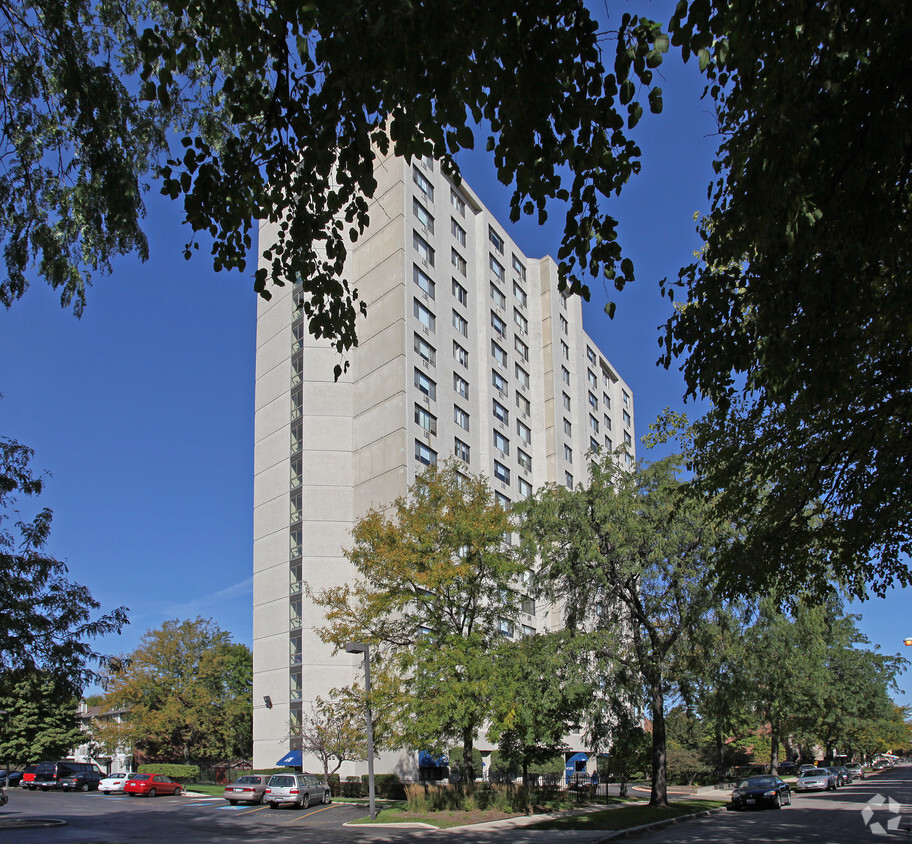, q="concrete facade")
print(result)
[252,152,636,774]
